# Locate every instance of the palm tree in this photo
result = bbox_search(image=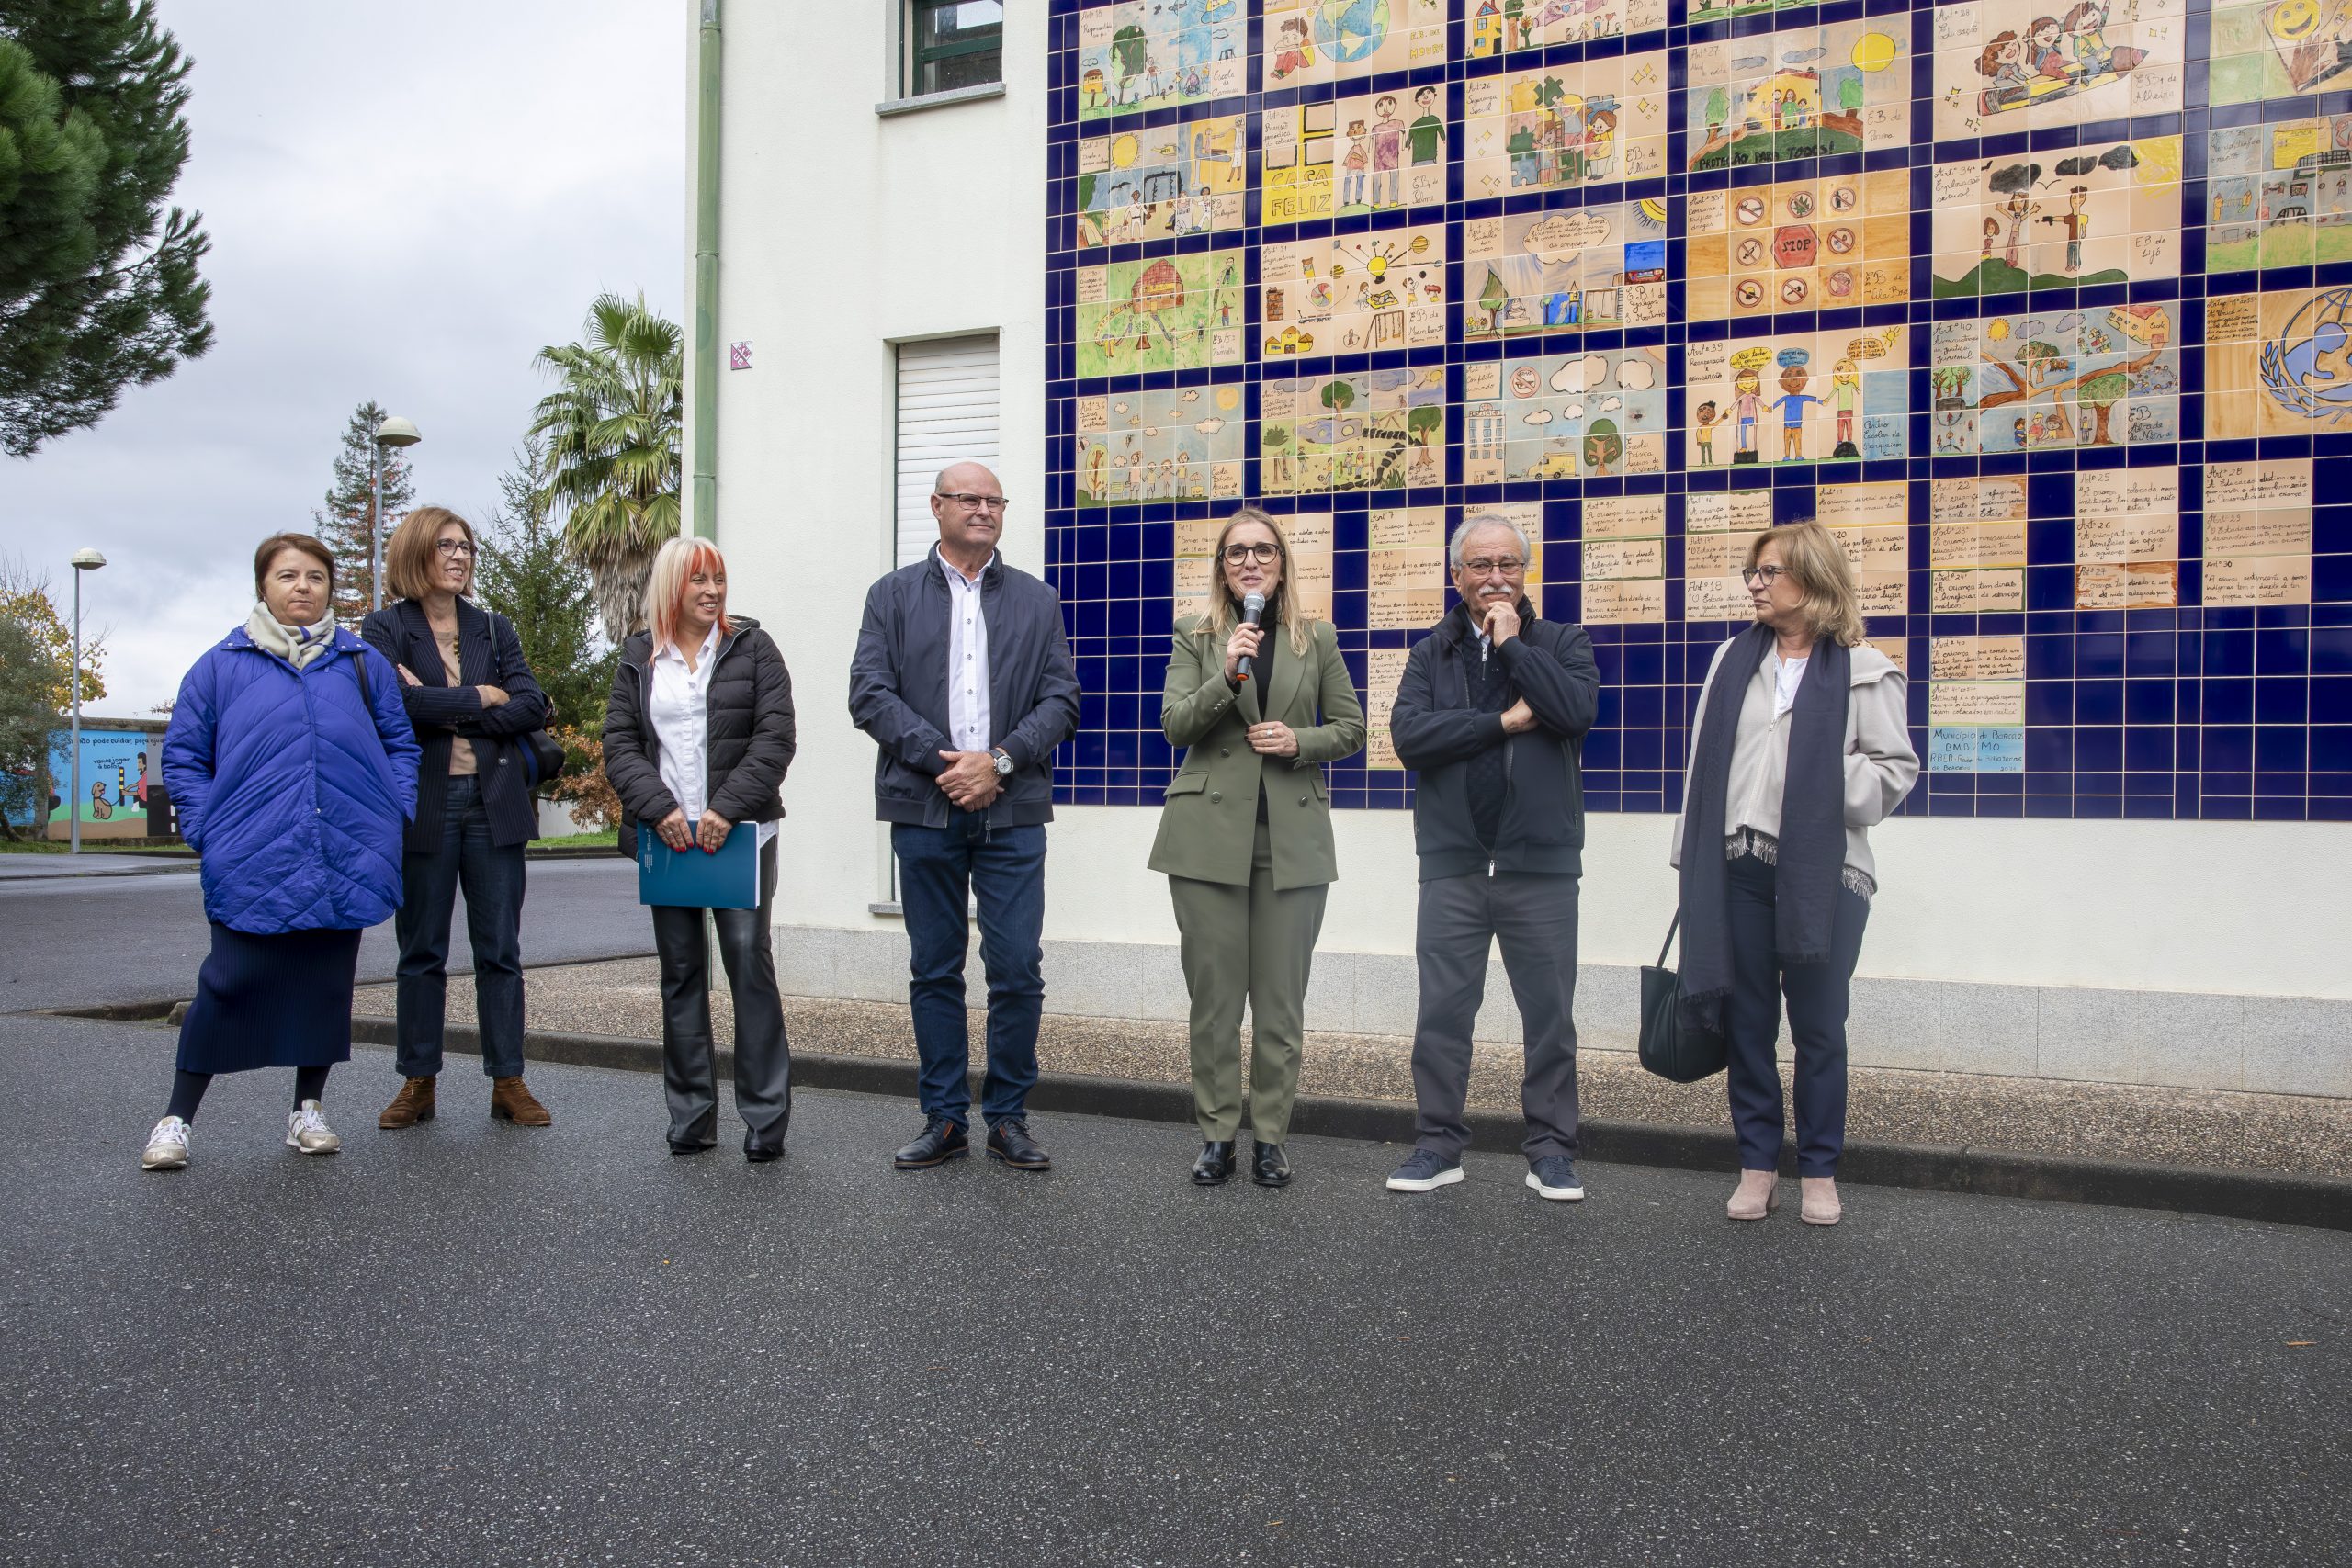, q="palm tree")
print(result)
[528,292,682,641]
